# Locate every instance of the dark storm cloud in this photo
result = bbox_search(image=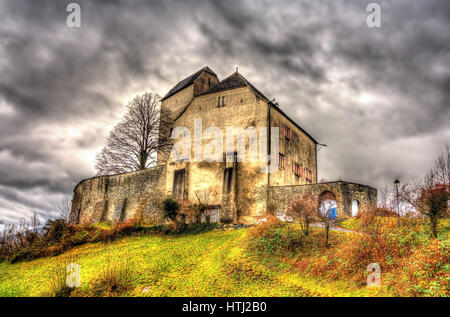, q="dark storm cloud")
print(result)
[0,0,449,223]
